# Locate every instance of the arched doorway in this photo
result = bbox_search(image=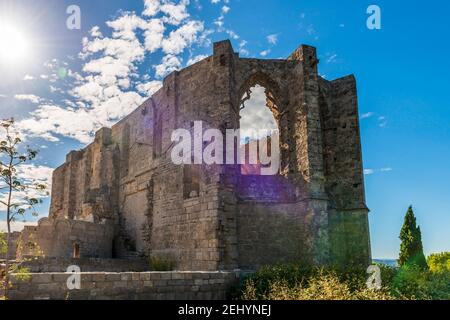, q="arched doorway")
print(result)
[239,84,280,176]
